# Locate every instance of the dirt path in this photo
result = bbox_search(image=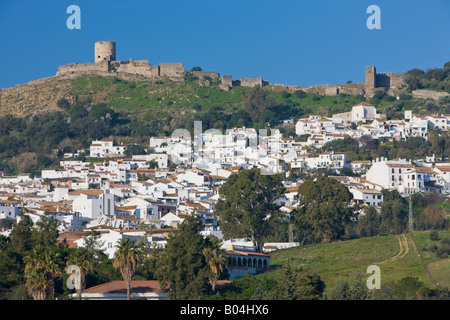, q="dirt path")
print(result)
[375,234,409,265]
